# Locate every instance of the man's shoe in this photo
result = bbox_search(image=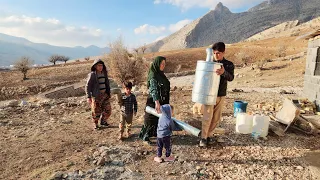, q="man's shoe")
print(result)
[100,121,109,127]
[207,137,217,144]
[199,139,208,147]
